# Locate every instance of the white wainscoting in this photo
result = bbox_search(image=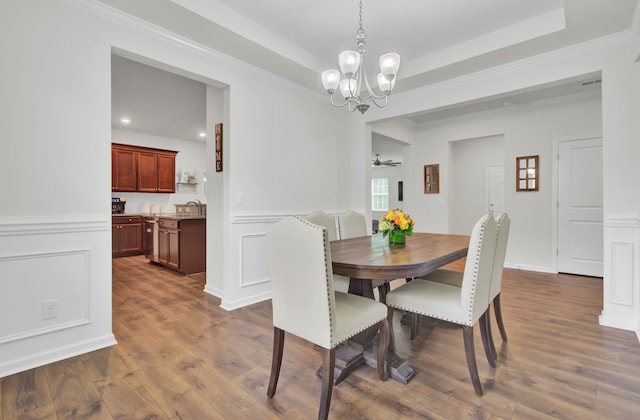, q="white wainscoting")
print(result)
[217,210,344,310]
[600,215,640,339]
[0,215,115,378]
[0,249,90,343]
[239,233,269,288]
